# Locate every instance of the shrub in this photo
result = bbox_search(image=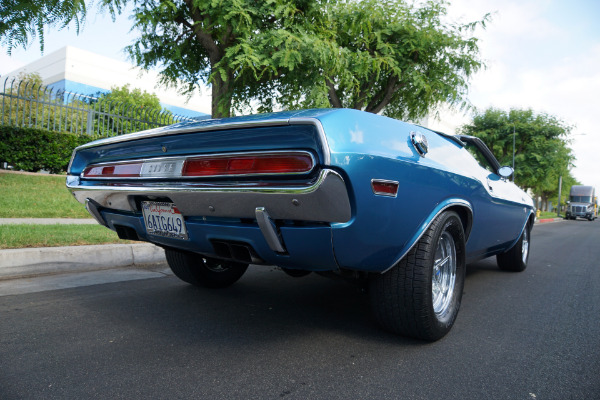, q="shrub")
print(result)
[0,126,101,174]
